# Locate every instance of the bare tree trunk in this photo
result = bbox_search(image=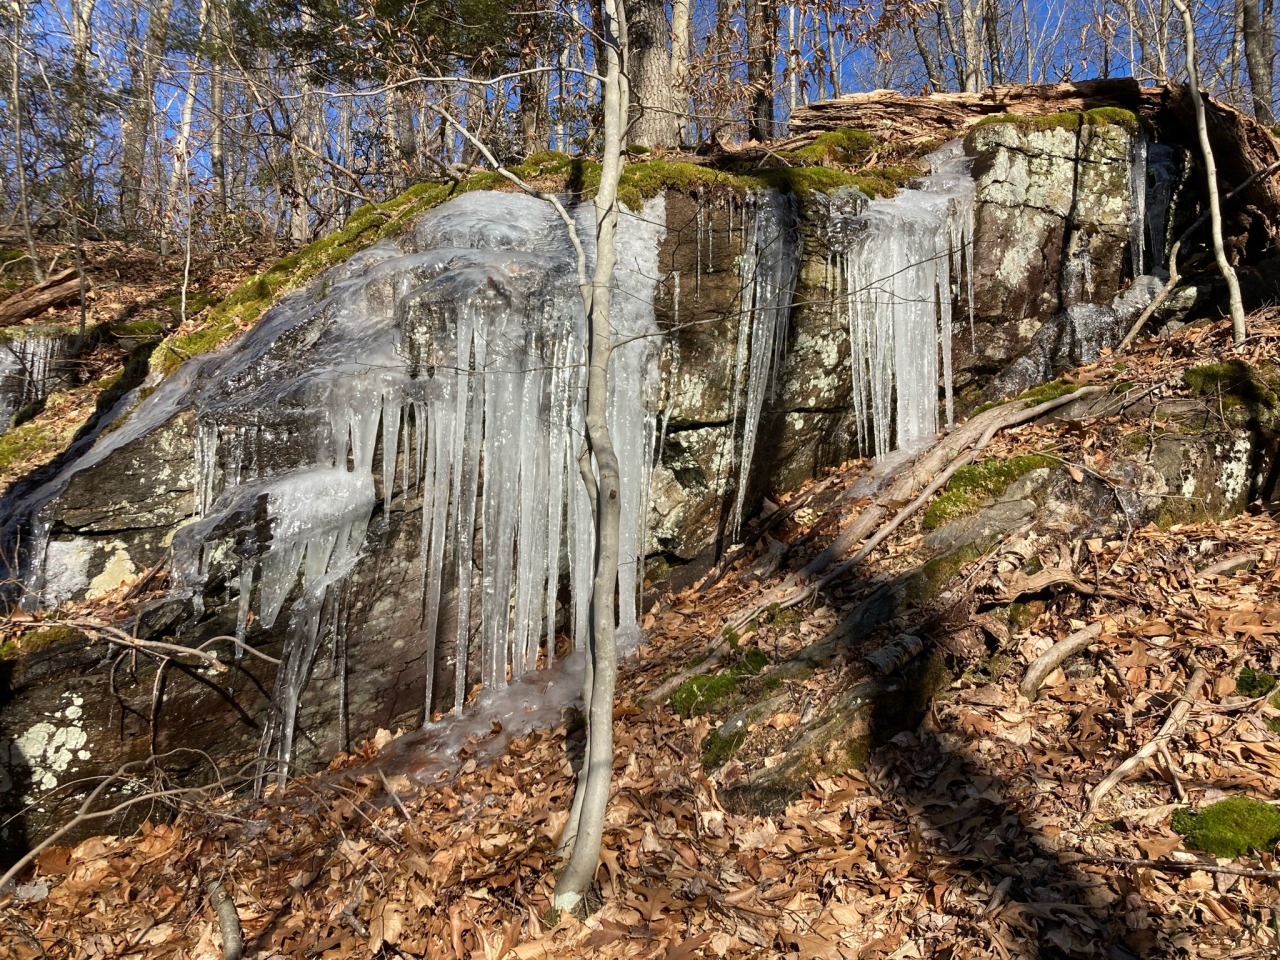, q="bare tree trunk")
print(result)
[745,0,777,140]
[9,0,41,280]
[670,0,690,145]
[209,0,228,221]
[162,0,208,257]
[553,0,628,916]
[1241,0,1276,124]
[982,0,1003,85]
[625,0,675,147]
[959,0,983,92]
[824,10,840,97]
[911,14,945,91]
[120,0,175,239]
[1171,0,1248,342]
